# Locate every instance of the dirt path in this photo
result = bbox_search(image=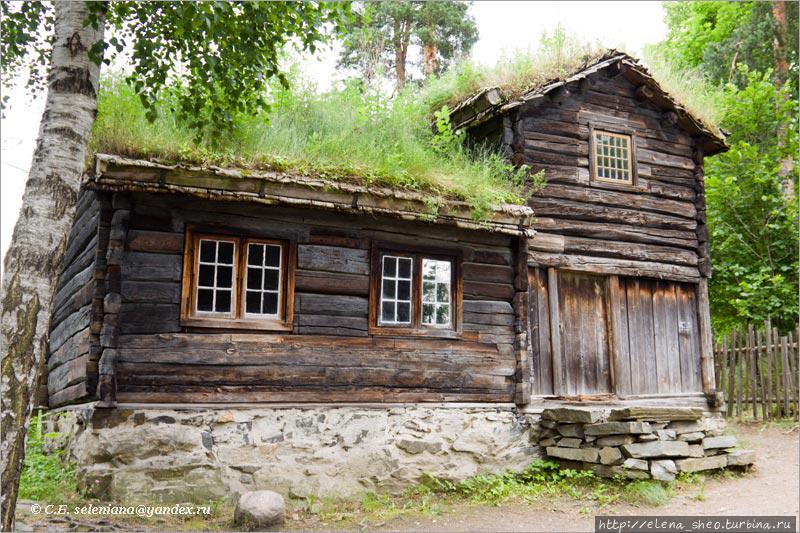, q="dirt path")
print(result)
[370,423,799,532]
